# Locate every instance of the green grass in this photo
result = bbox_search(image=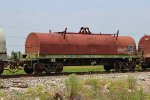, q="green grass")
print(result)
[2,69,26,75]
[63,65,104,72]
